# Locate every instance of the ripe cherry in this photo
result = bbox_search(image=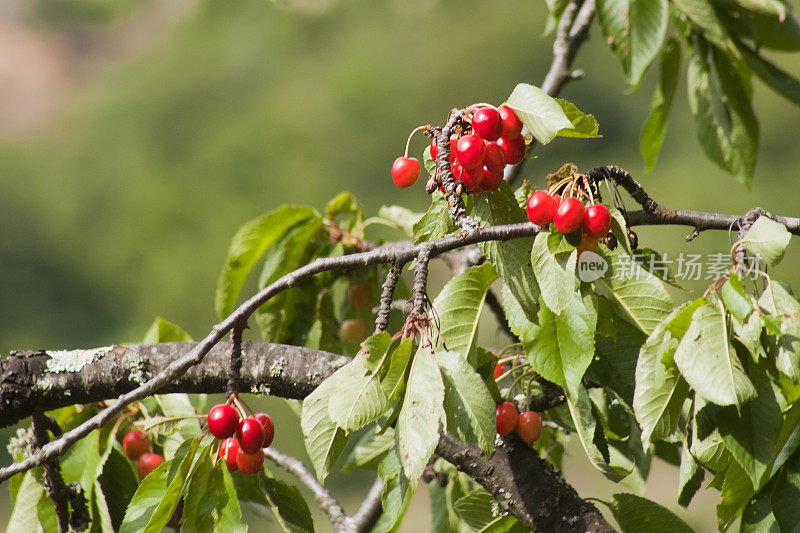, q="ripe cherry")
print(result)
[137,452,165,480]
[237,416,266,454]
[236,449,265,475]
[455,135,486,169]
[341,318,368,344]
[430,139,437,160]
[516,411,543,444]
[451,161,463,180]
[348,283,374,309]
[391,157,421,188]
[495,135,525,165]
[493,362,505,380]
[480,167,504,192]
[472,108,502,141]
[583,203,612,239]
[123,430,151,461]
[208,404,239,440]
[552,193,562,205]
[496,402,519,436]
[483,142,506,172]
[526,191,558,226]
[553,197,585,234]
[218,437,240,471]
[459,165,483,194]
[498,105,523,139]
[253,413,275,448]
